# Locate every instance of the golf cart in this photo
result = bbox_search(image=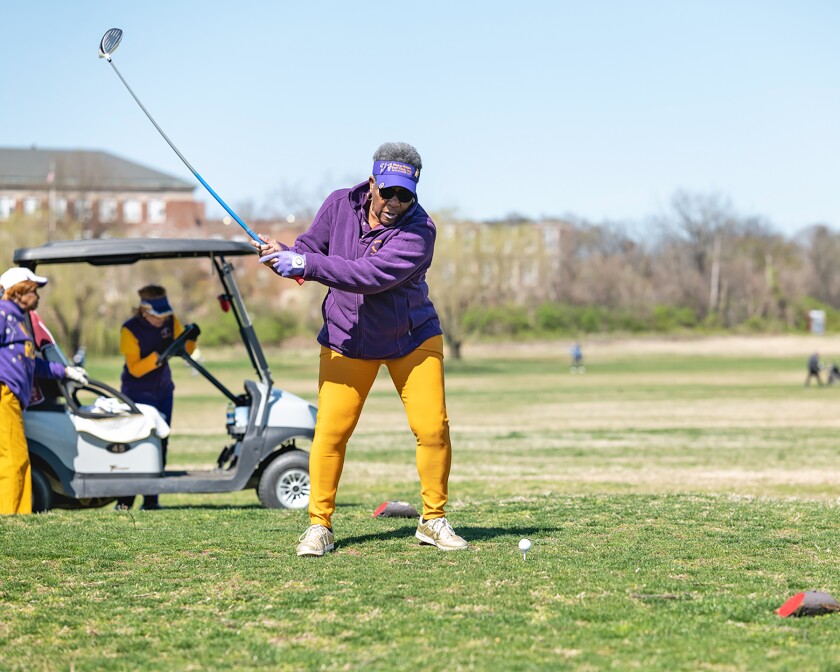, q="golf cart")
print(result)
[14,238,316,512]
